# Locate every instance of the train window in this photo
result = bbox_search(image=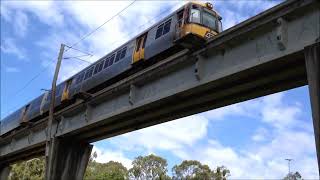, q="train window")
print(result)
[108,54,115,66]
[104,57,110,69]
[76,72,85,84]
[163,19,171,35]
[84,67,94,80]
[115,50,122,62]
[190,9,200,24]
[94,61,104,74]
[120,47,127,59]
[156,24,164,39]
